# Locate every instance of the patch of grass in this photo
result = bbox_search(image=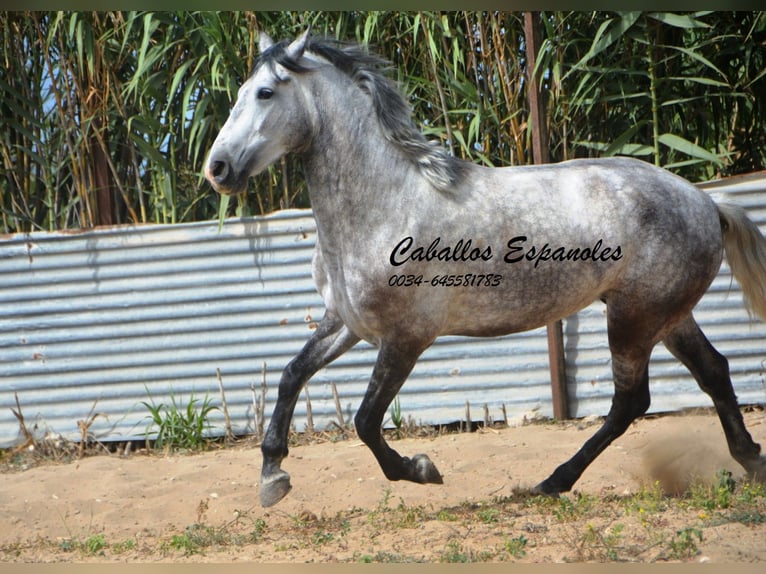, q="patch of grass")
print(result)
[665,526,703,561]
[161,507,269,556]
[286,509,354,551]
[142,389,218,452]
[436,509,459,522]
[57,533,112,556]
[477,506,500,524]
[676,470,766,528]
[625,481,669,516]
[111,538,137,554]
[504,535,528,559]
[355,550,422,563]
[685,469,737,511]
[552,493,597,522]
[310,529,335,546]
[581,522,625,561]
[440,539,470,563]
[83,534,107,555]
[366,489,430,530]
[440,539,494,563]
